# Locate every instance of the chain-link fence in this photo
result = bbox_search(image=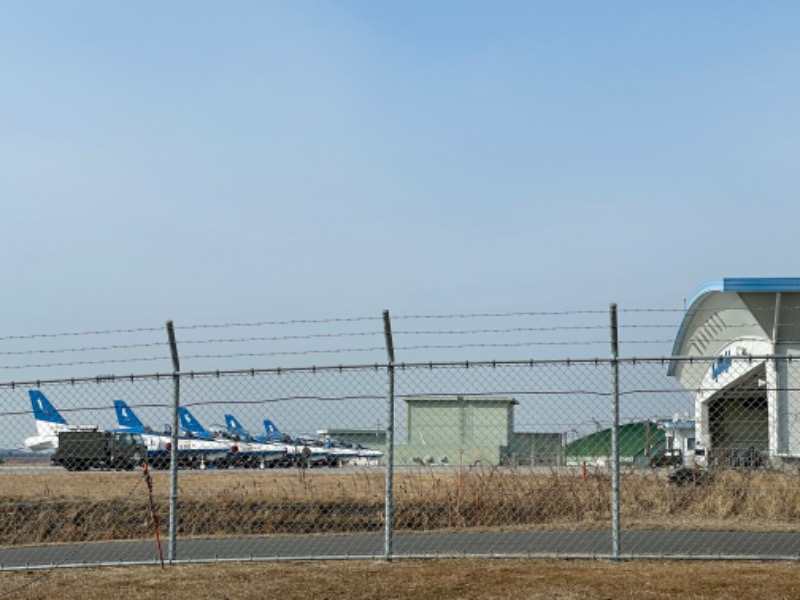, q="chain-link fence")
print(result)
[1,352,799,569]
